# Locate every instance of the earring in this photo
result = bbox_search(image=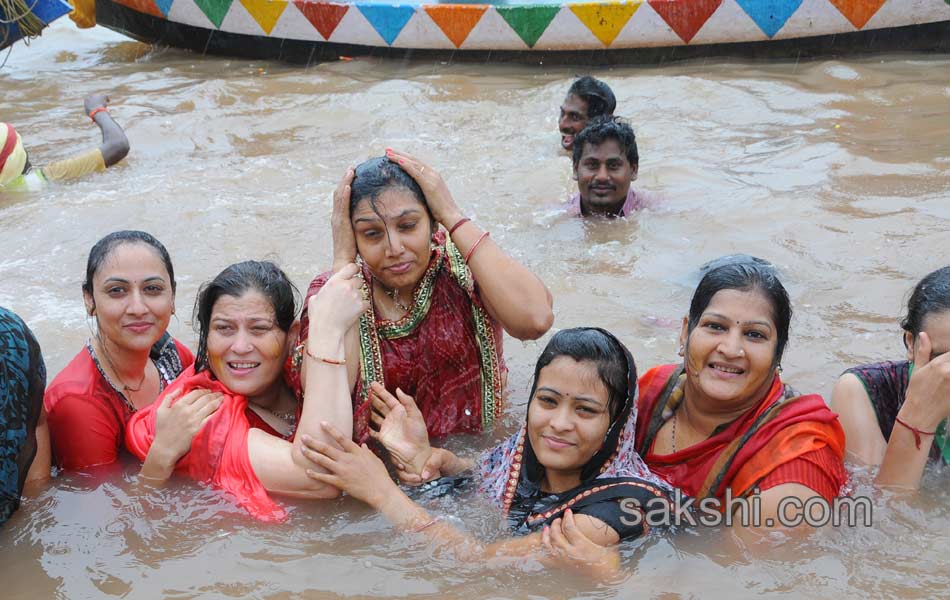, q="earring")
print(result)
[677,344,684,357]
